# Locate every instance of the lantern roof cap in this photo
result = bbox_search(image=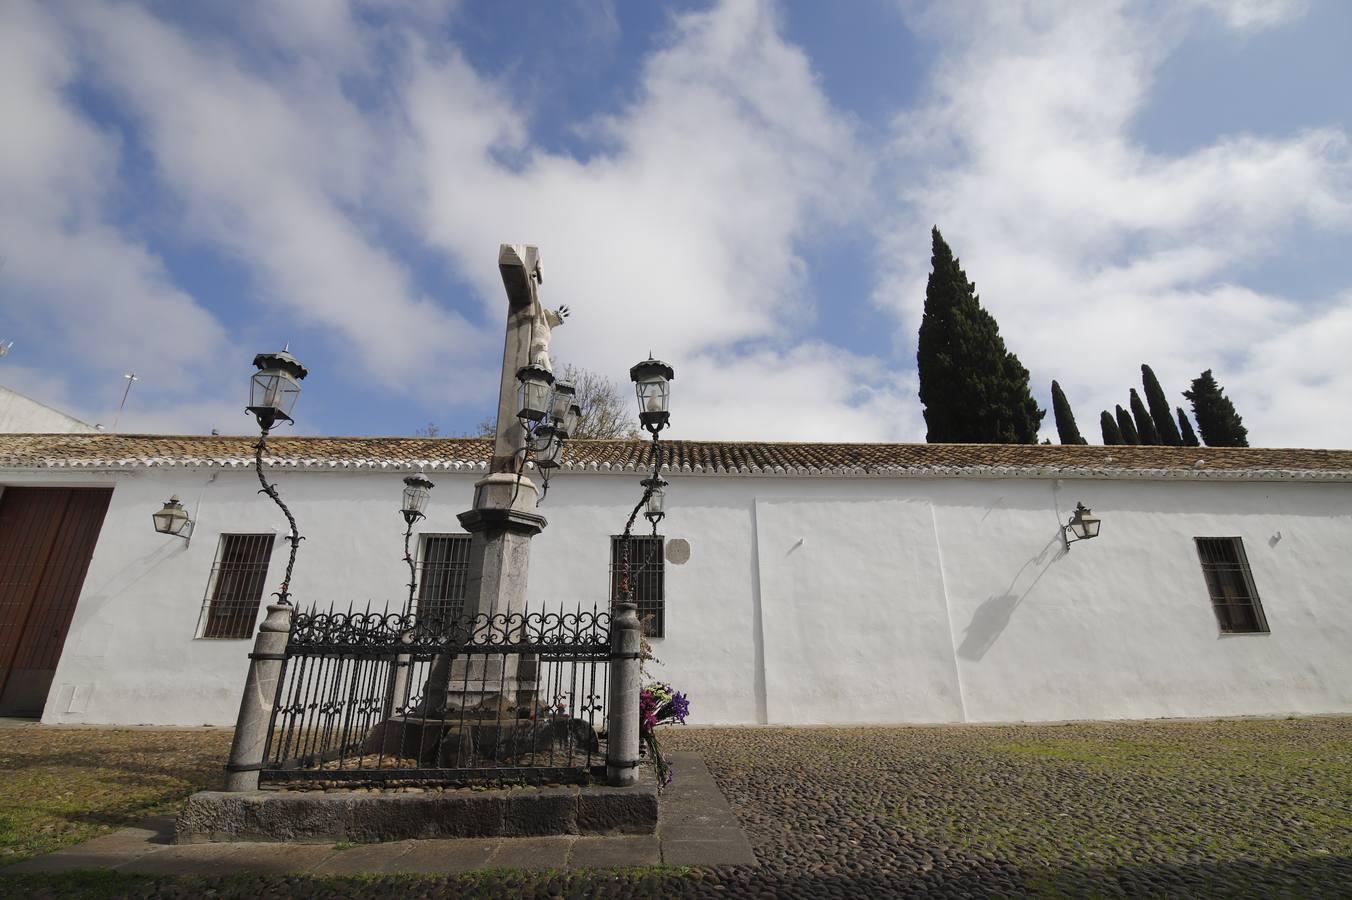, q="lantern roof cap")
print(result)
[630,356,674,382]
[516,363,556,385]
[552,381,576,397]
[252,348,308,381]
[403,472,434,490]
